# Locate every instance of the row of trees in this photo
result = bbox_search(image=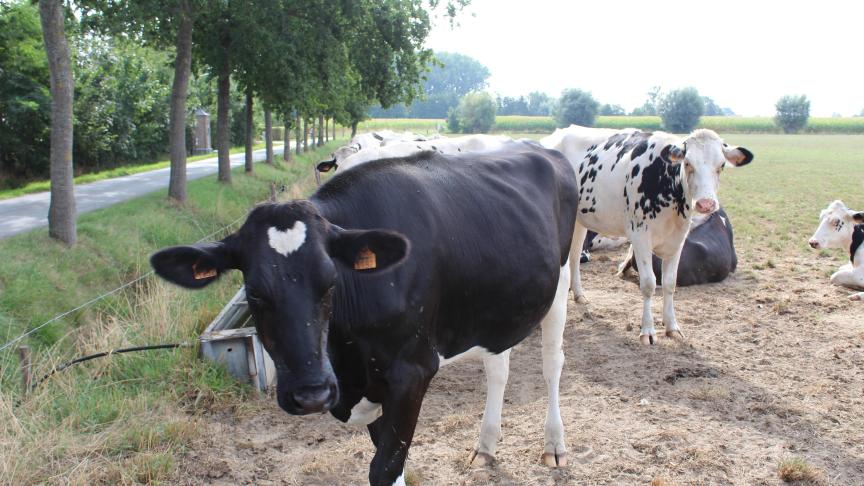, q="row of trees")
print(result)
[19,0,467,245]
[446,86,817,136]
